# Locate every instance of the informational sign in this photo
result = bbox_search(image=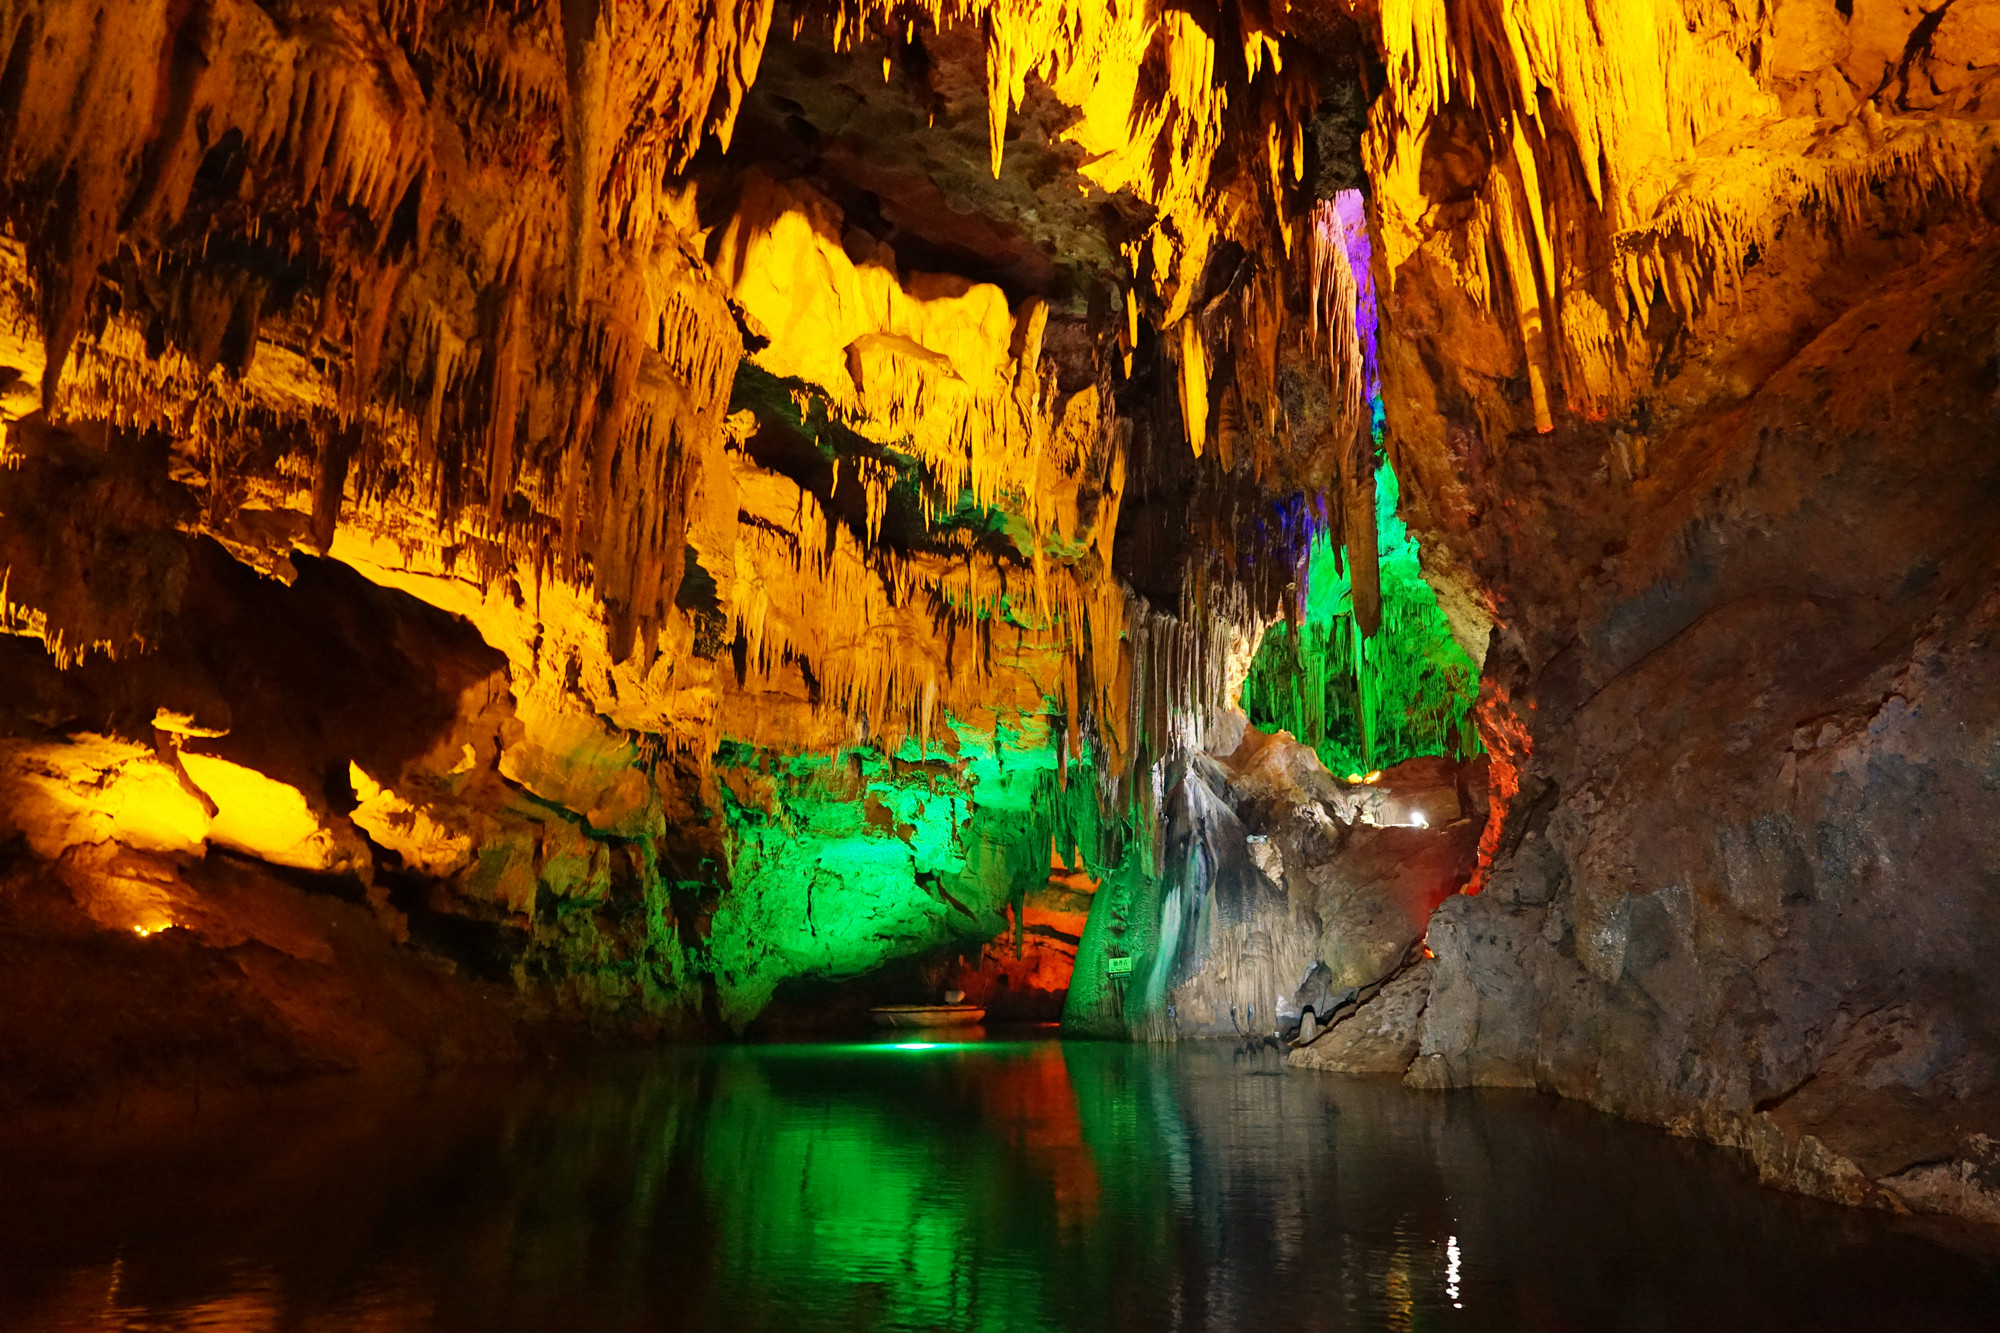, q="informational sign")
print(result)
[1105,955,1133,976]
